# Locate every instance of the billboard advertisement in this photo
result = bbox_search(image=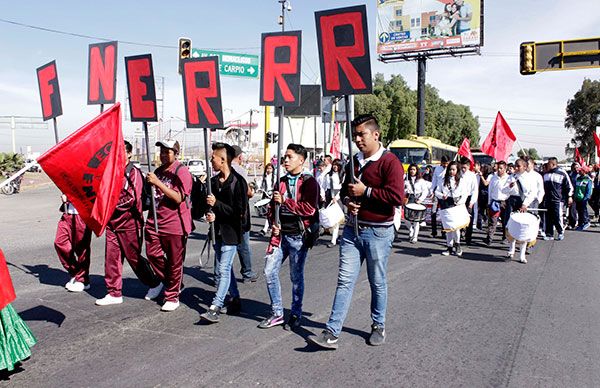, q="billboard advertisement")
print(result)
[376,0,483,55]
